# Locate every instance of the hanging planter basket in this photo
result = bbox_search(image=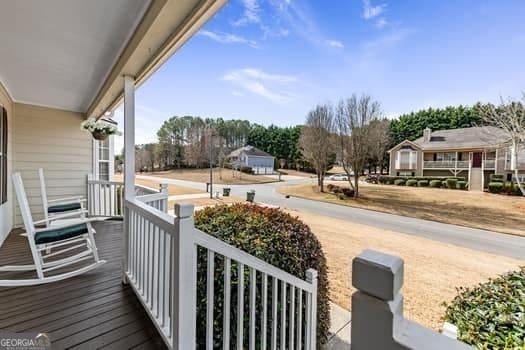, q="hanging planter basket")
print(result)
[91,131,109,141]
